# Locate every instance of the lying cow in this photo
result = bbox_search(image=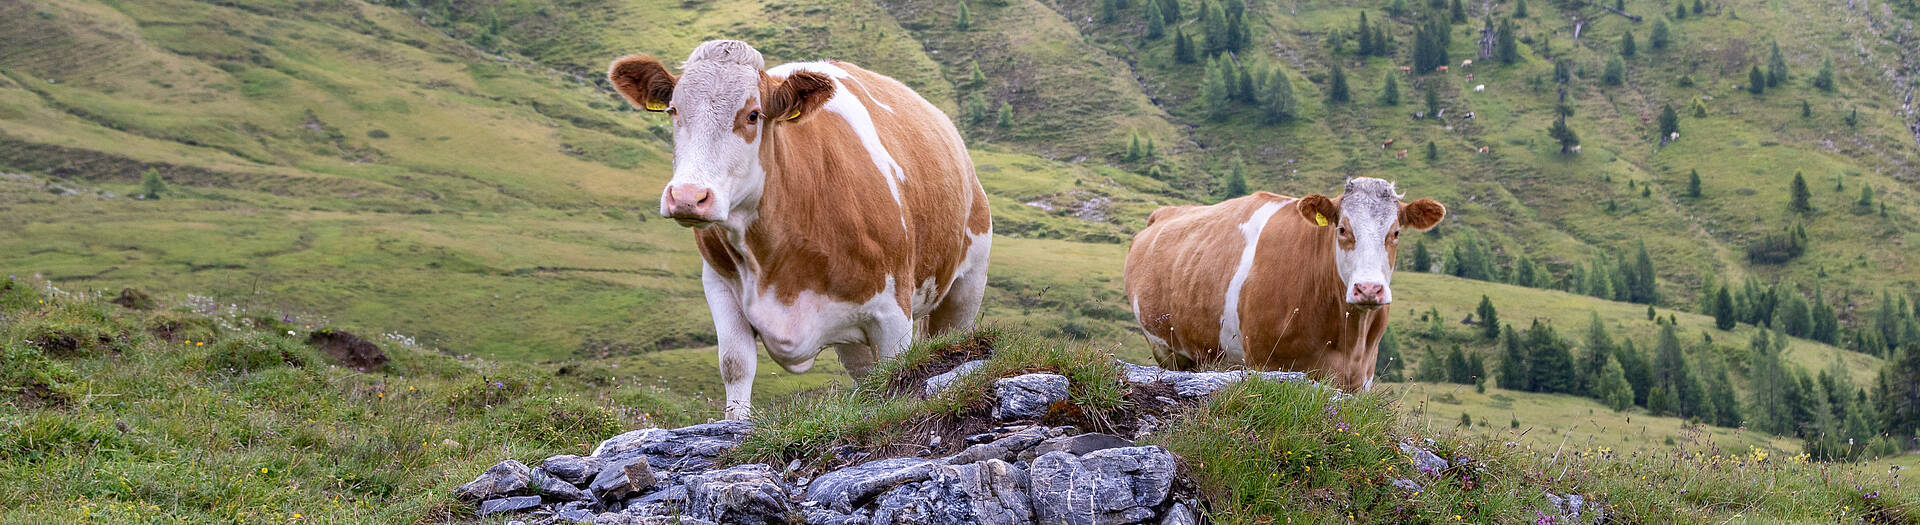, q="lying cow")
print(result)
[609,40,993,418]
[1123,177,1444,390]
